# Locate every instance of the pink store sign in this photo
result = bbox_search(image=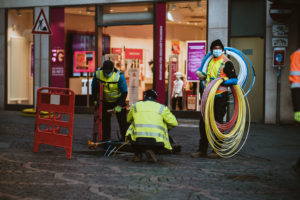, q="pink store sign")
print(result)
[186,41,206,82]
[50,8,65,88]
[125,48,143,64]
